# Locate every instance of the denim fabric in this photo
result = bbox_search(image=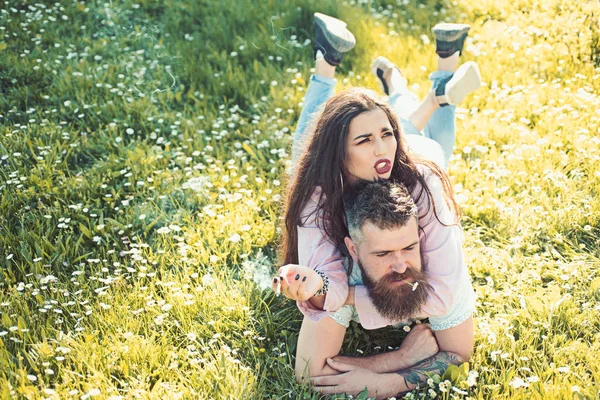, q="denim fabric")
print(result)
[293,72,456,169]
[292,74,337,162]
